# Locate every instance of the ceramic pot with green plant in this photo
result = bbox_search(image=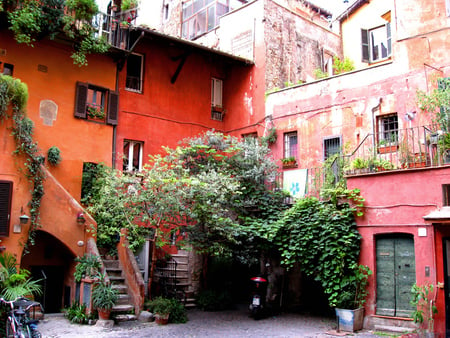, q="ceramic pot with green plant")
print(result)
[121,0,138,11]
[91,273,118,320]
[146,296,173,324]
